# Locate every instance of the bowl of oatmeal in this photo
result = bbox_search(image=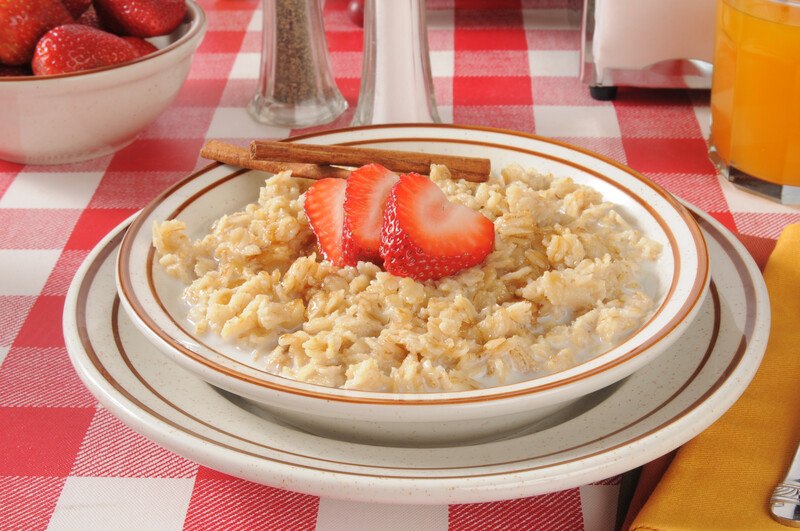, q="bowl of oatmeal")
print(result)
[116,124,709,446]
